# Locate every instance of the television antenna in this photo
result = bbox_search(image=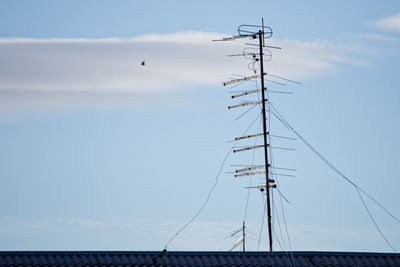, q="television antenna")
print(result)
[216,19,298,252]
